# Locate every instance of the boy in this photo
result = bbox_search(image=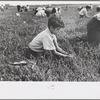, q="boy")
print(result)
[27,14,74,58]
